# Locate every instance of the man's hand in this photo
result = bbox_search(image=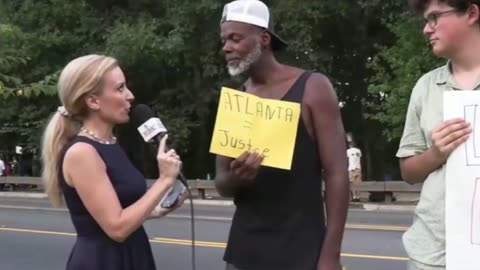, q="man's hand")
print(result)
[230,151,264,181]
[431,118,471,162]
